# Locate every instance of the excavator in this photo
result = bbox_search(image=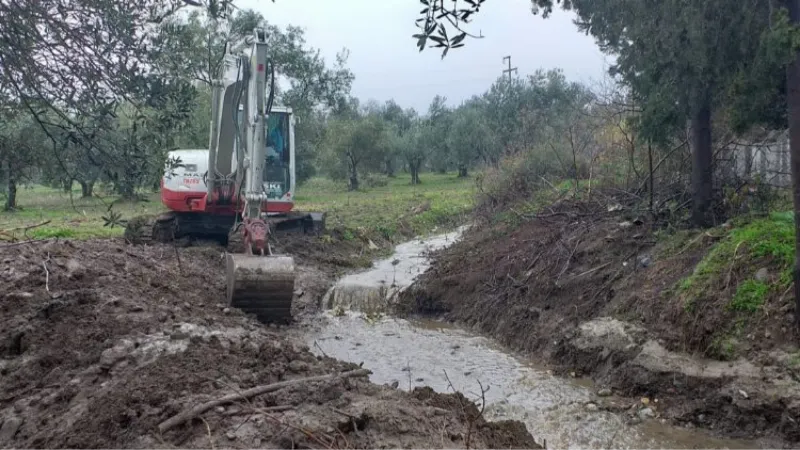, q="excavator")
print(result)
[125,28,323,323]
